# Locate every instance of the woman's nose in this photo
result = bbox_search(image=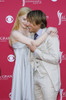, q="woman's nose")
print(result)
[26,22,30,26]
